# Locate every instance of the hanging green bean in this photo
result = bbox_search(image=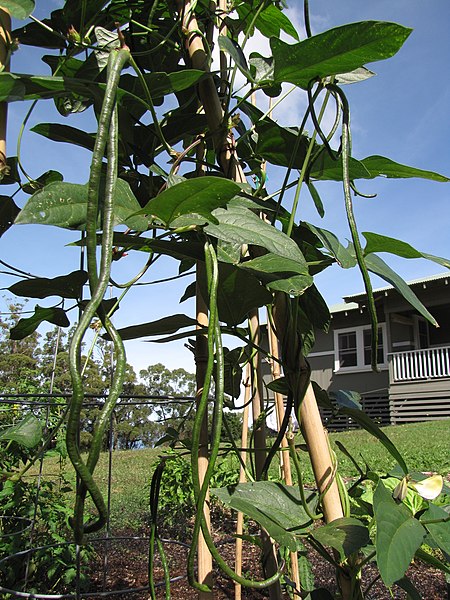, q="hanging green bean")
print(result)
[66,47,130,544]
